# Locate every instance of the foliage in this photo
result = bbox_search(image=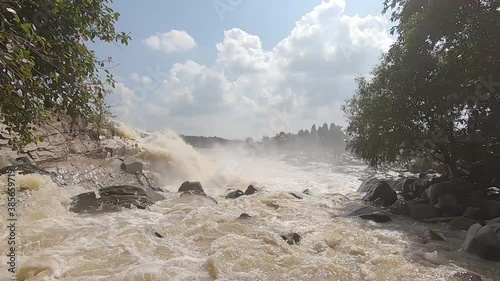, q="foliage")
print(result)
[344,0,500,182]
[0,0,130,147]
